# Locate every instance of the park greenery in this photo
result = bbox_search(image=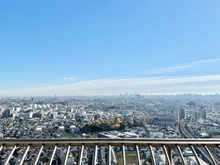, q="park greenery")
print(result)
[81,117,146,132]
